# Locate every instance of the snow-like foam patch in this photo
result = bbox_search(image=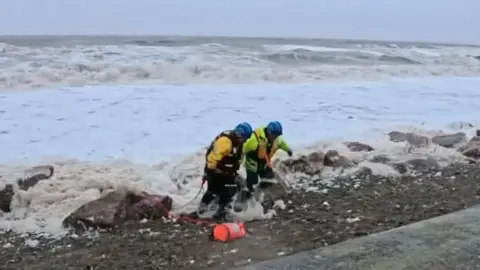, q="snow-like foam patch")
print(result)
[232,199,276,221]
[273,199,287,210]
[0,157,204,236]
[349,161,401,177]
